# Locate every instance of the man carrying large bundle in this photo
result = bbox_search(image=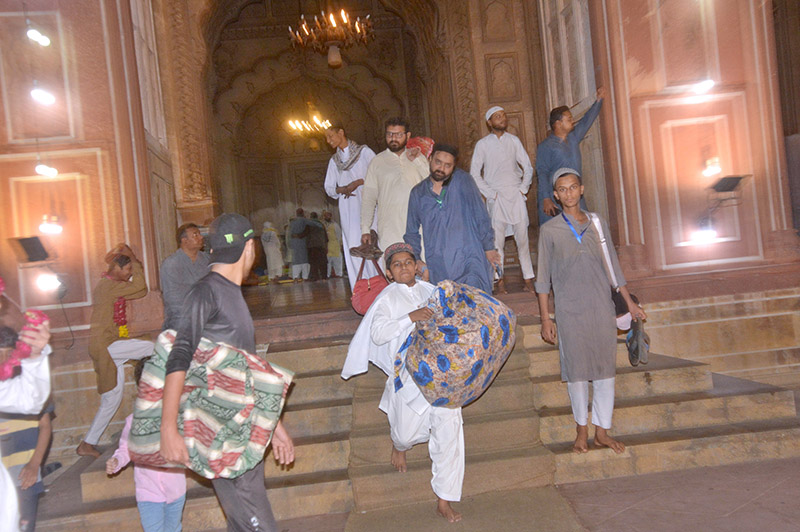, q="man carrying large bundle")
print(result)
[158,213,294,532]
[342,242,464,522]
